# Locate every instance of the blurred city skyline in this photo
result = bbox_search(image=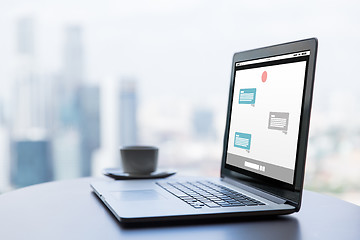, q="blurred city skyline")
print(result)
[0,1,360,205]
[0,1,358,105]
